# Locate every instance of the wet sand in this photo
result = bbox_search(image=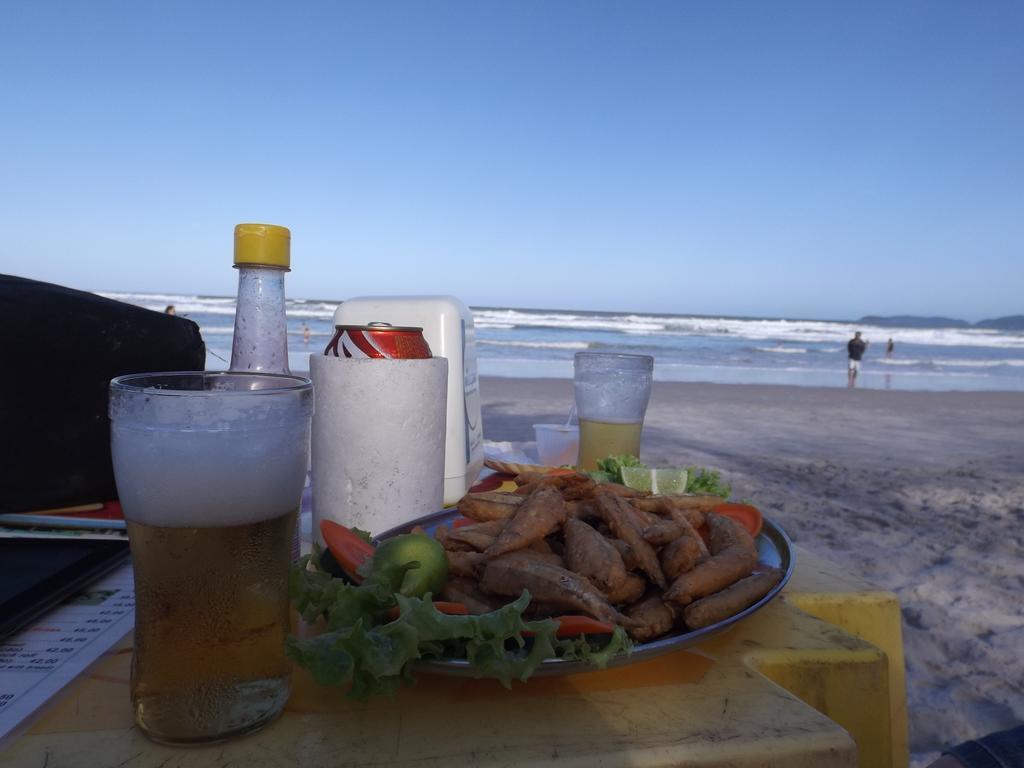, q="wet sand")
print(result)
[479,376,1024,767]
